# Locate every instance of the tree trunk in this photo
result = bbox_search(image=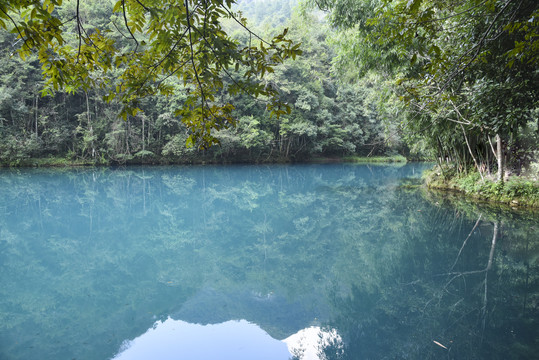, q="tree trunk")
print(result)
[142,115,145,152]
[126,117,130,154]
[461,124,483,180]
[147,118,151,148]
[85,91,95,158]
[496,134,504,182]
[35,94,38,138]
